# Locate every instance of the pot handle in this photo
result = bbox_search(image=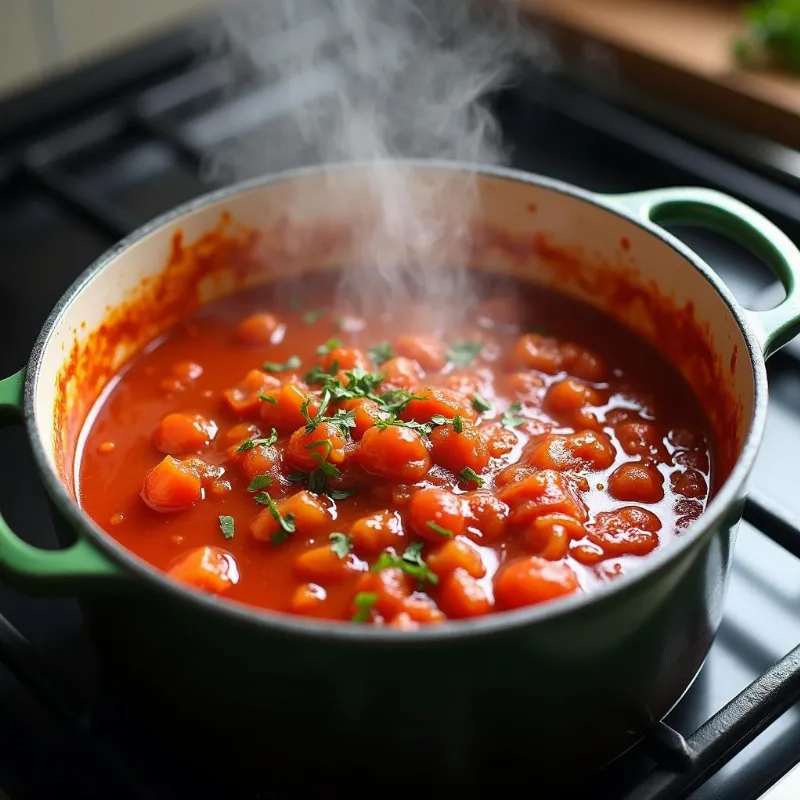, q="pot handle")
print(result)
[0,368,125,592]
[604,187,800,359]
